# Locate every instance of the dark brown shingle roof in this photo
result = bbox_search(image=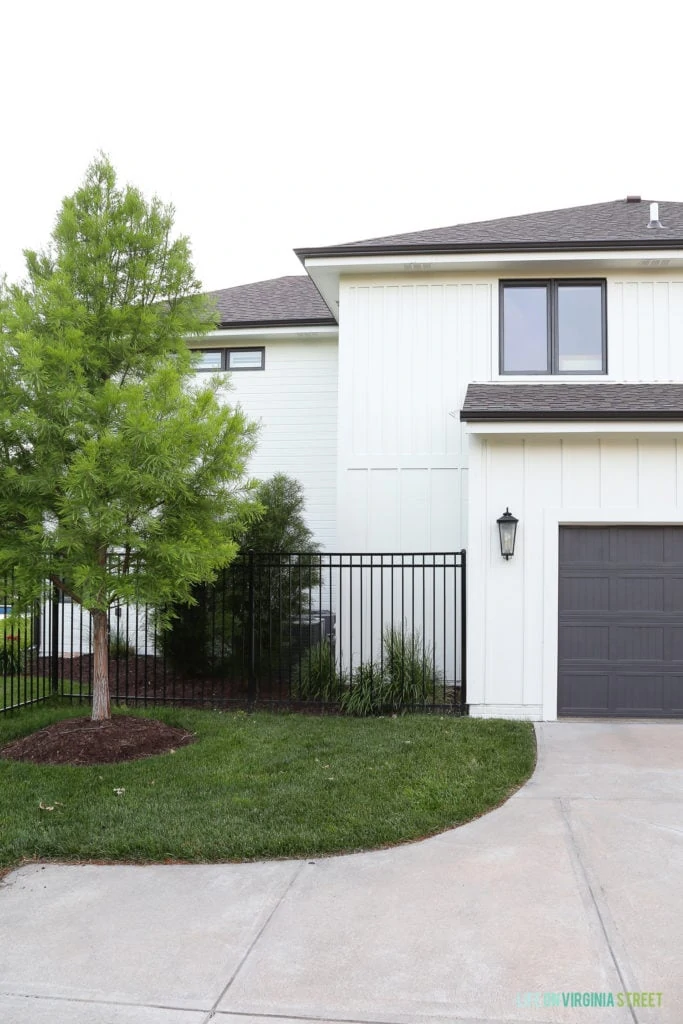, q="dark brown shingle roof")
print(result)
[297,199,683,259]
[206,276,335,328]
[461,384,683,421]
